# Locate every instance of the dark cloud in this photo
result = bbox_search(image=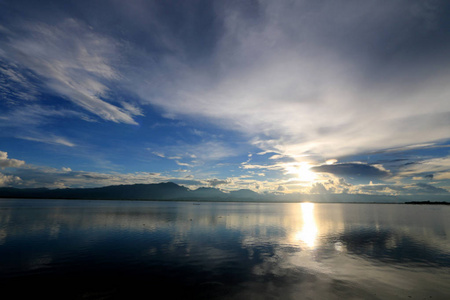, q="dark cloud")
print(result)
[277,185,286,192]
[312,163,389,178]
[310,182,333,194]
[359,183,448,195]
[338,178,352,187]
[205,179,229,187]
[3,166,166,189]
[76,173,111,180]
[170,179,203,186]
[413,183,448,194]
